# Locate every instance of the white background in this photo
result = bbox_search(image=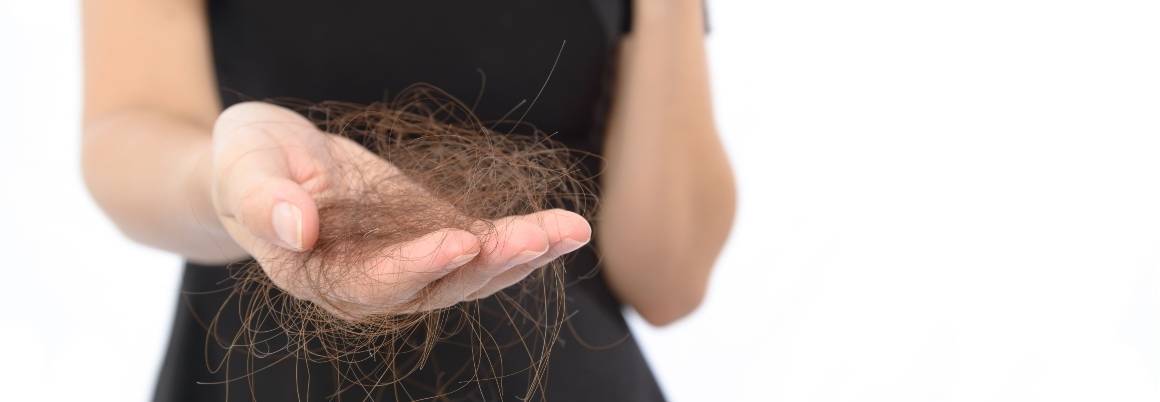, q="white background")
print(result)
[3,1,1160,401]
